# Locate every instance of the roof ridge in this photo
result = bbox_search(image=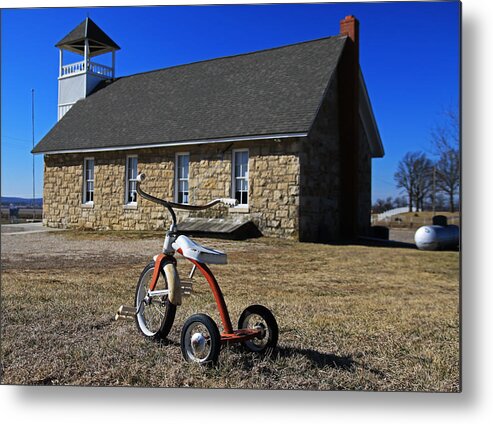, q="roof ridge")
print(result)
[119,34,347,80]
